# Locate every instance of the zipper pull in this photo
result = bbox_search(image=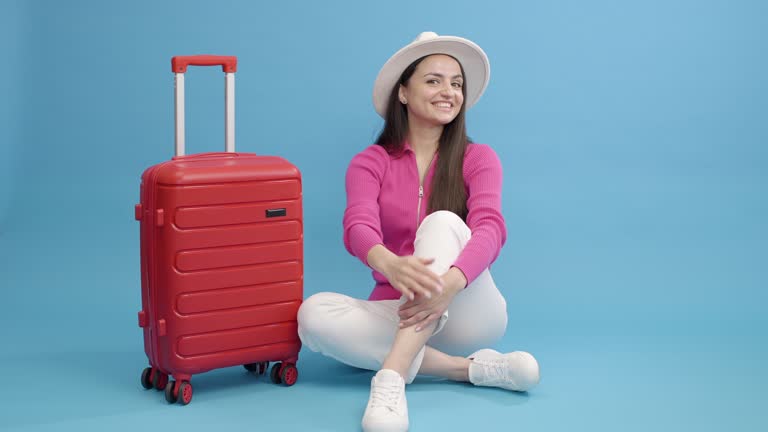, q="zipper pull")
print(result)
[418,186,424,197]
